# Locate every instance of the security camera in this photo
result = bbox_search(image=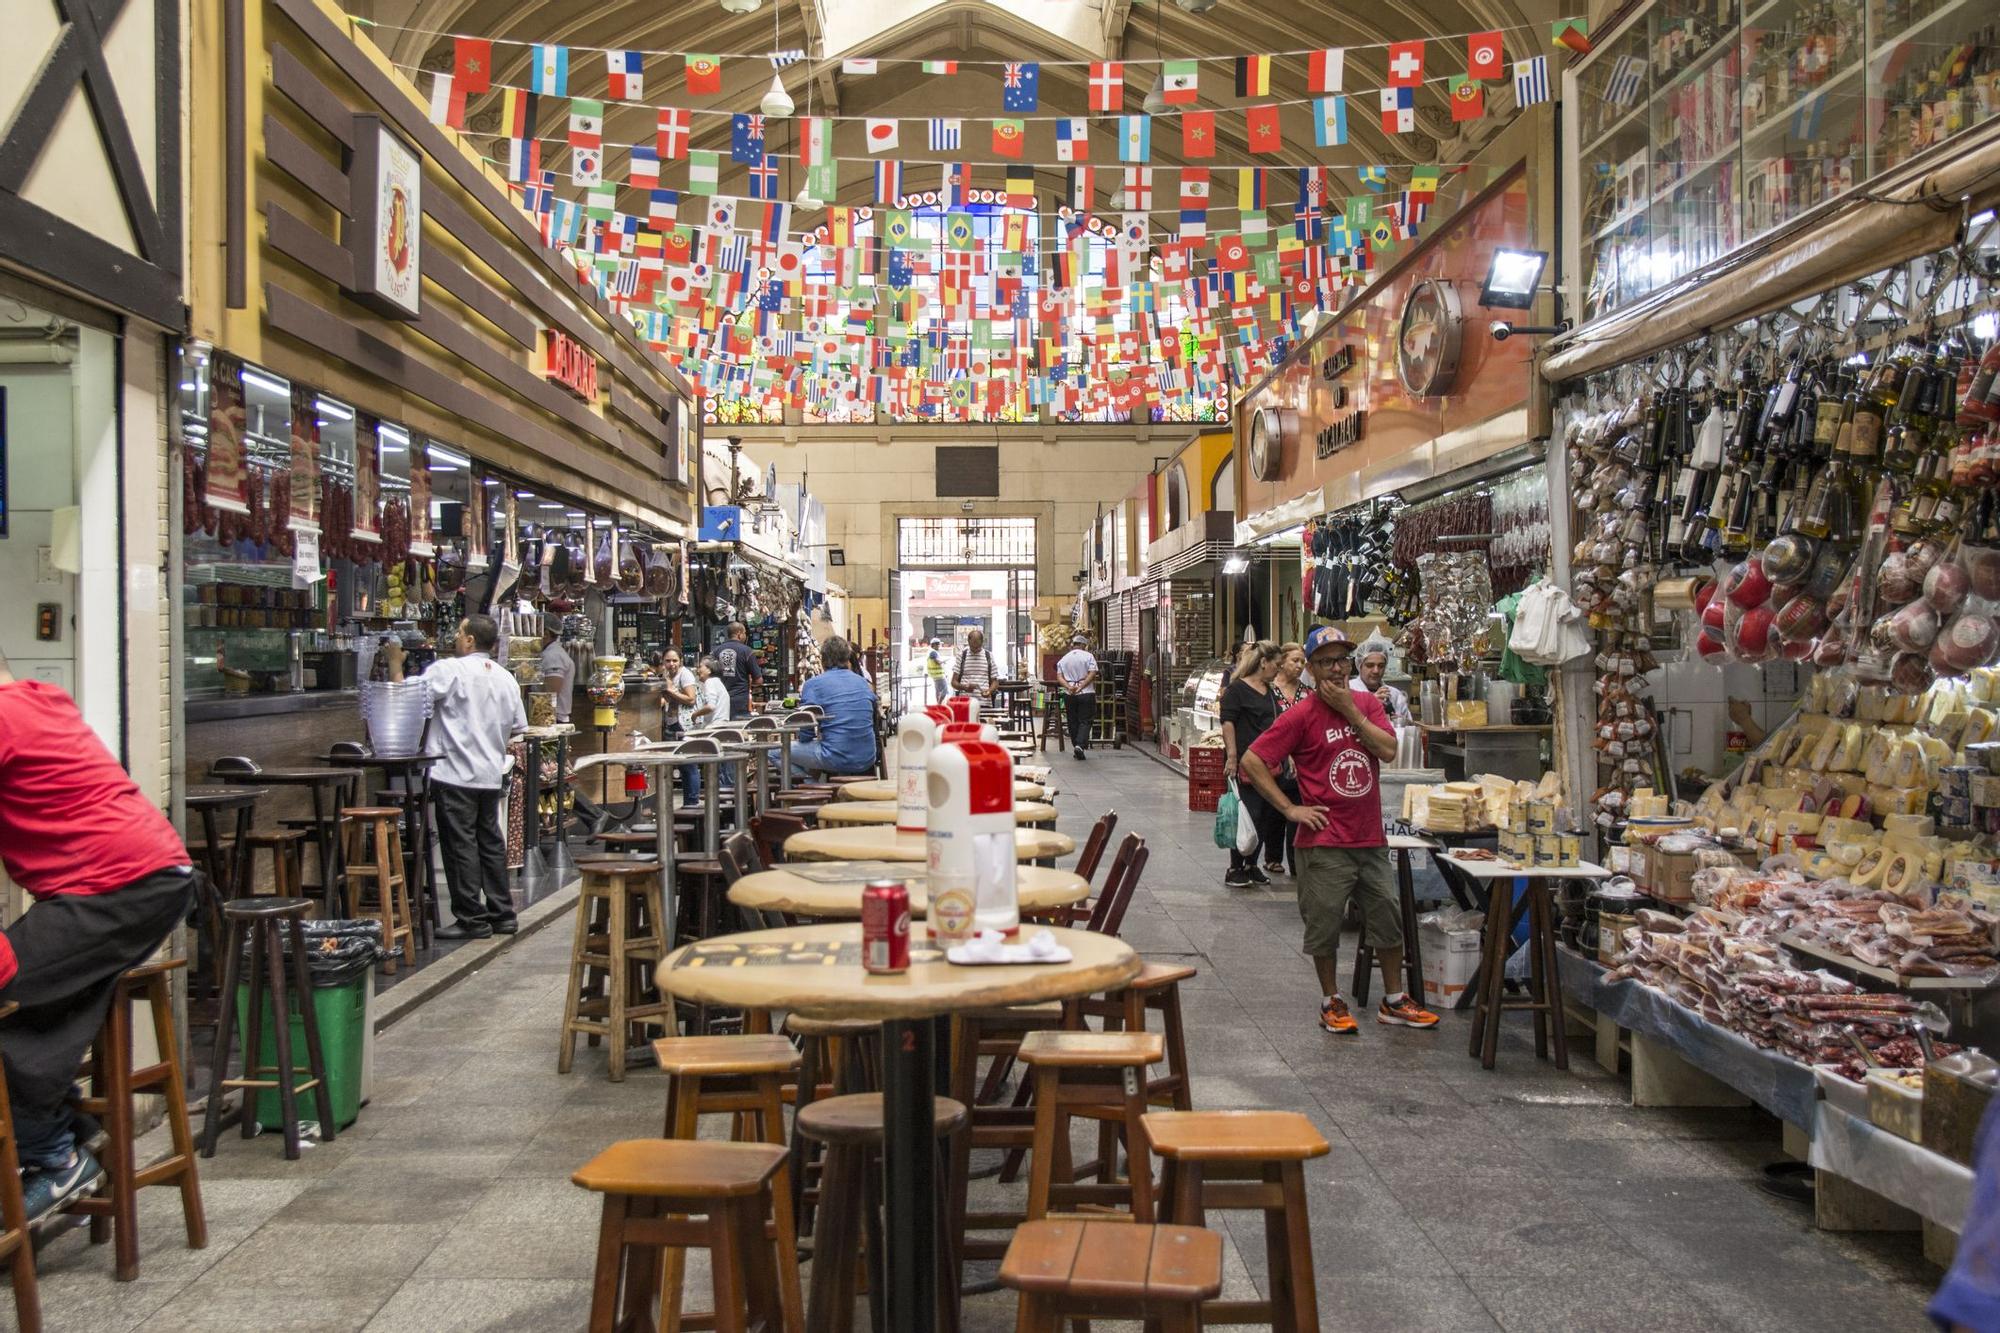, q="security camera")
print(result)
[1492,322,1513,342]
[1490,319,1571,342]
[960,500,976,513]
